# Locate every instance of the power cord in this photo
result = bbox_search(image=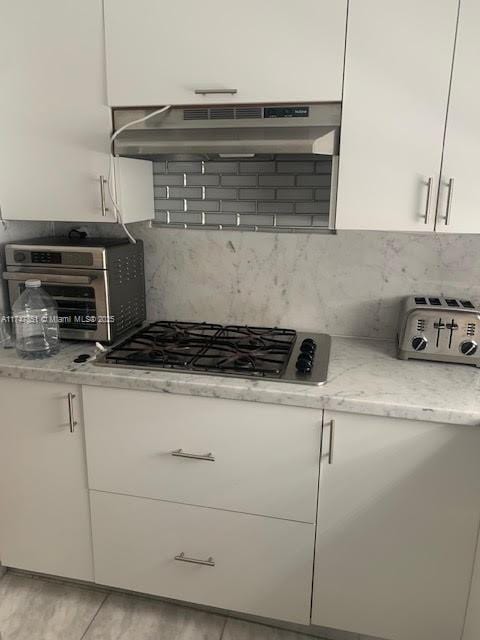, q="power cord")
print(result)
[107,105,172,243]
